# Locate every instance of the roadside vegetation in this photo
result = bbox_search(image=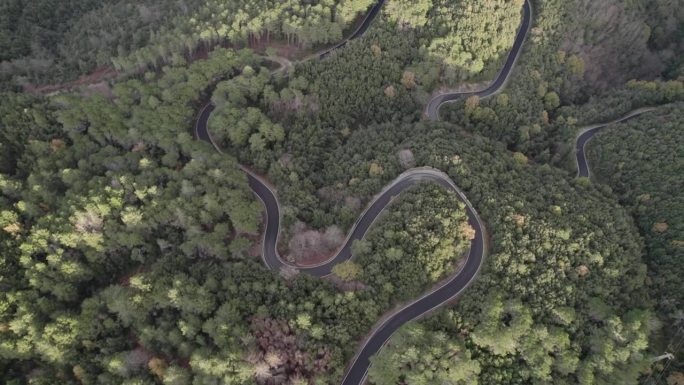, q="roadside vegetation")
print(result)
[587,103,684,380]
[1,0,683,383]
